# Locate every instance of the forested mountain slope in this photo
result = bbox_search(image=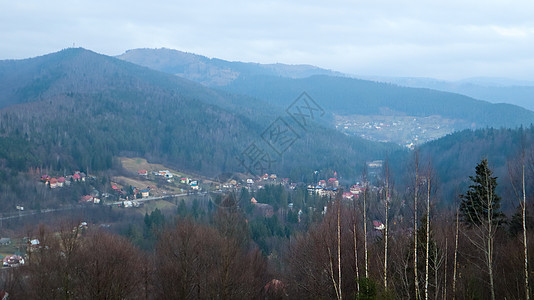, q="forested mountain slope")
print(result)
[117,48,534,130]
[0,48,394,179]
